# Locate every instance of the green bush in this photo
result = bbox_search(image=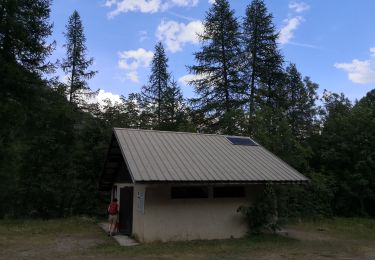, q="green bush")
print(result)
[238,184,281,234]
